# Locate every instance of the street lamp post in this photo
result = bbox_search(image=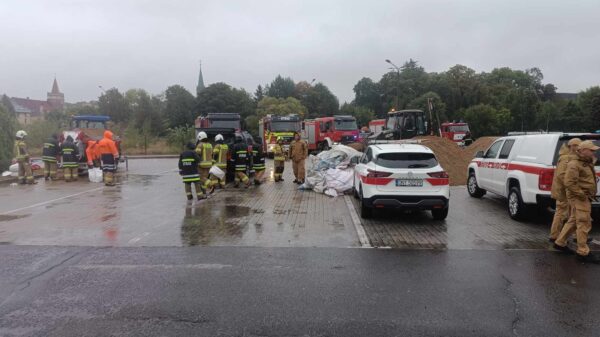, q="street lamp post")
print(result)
[385,59,401,110]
